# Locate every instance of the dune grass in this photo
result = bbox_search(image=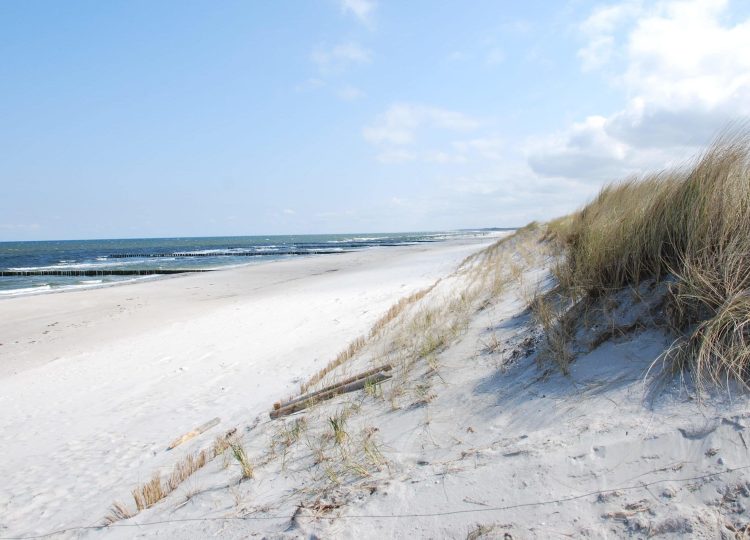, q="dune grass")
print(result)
[299,281,442,394]
[230,442,254,479]
[104,431,235,525]
[548,129,750,389]
[128,448,212,513]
